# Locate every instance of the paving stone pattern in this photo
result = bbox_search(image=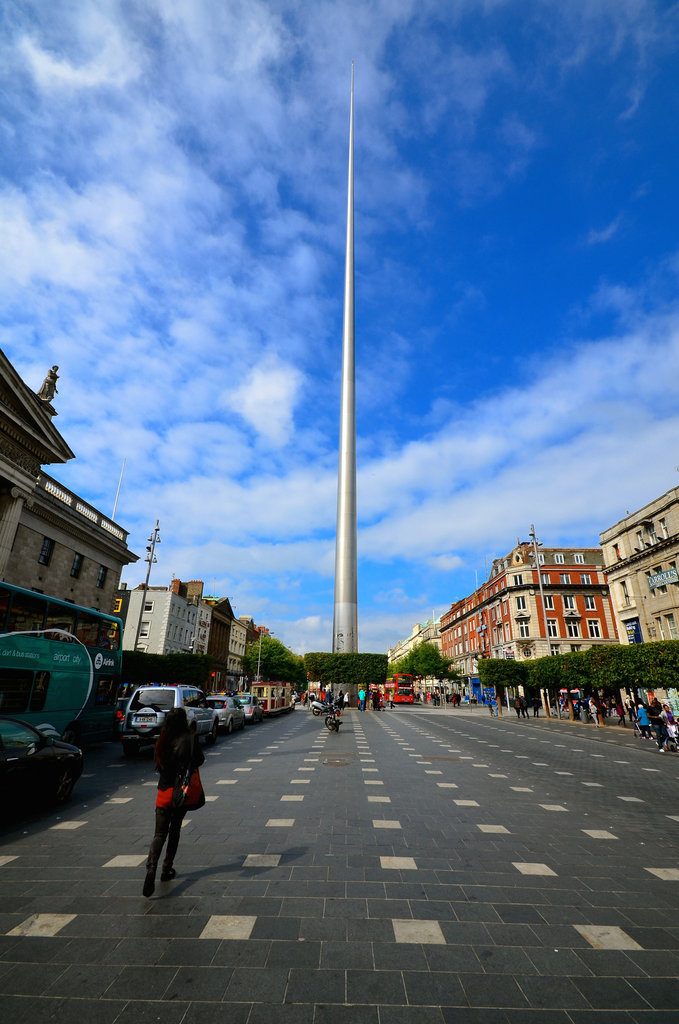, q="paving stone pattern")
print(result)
[1,706,679,1023]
